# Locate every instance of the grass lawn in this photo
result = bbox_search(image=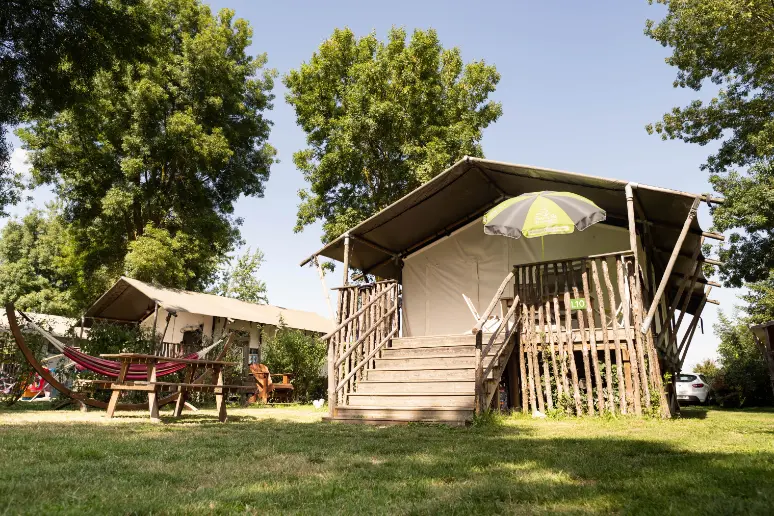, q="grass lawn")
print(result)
[1,404,773,515]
